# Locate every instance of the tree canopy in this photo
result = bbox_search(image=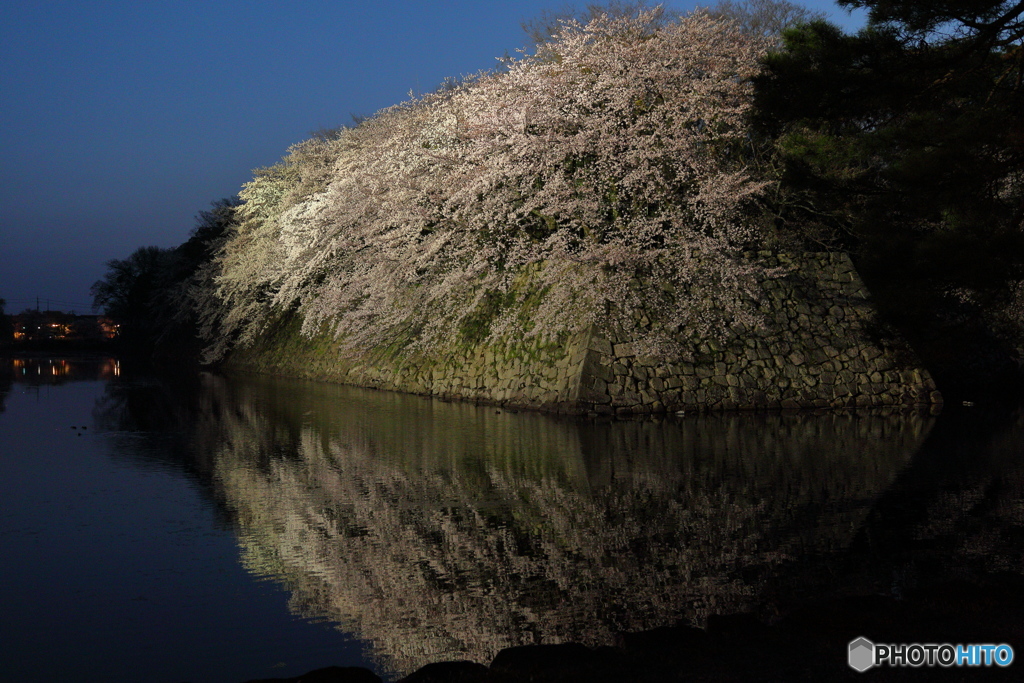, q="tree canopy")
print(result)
[191,9,772,362]
[753,0,1024,390]
[0,298,12,344]
[91,198,241,353]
